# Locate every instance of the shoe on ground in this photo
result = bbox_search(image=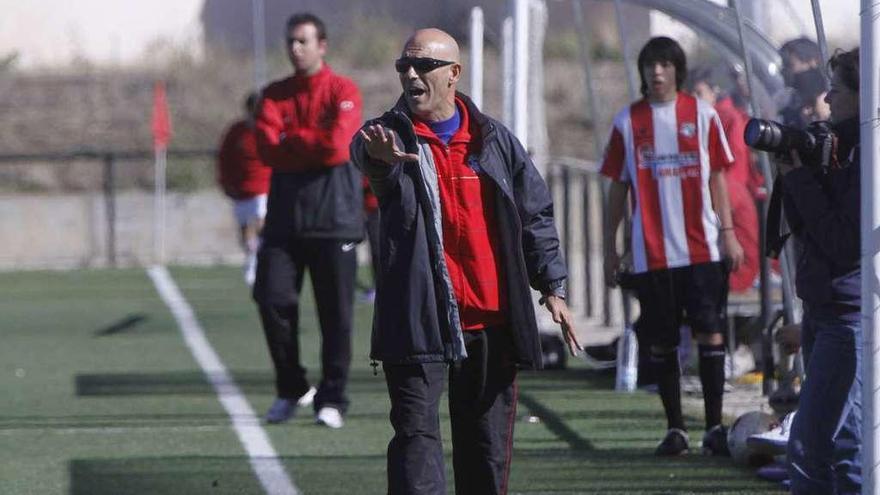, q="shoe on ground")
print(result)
[359,289,376,303]
[769,386,800,415]
[315,407,344,429]
[756,462,790,482]
[748,411,795,457]
[582,338,618,370]
[655,428,689,456]
[265,398,296,424]
[297,386,317,407]
[265,387,316,424]
[243,255,257,287]
[702,424,731,456]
